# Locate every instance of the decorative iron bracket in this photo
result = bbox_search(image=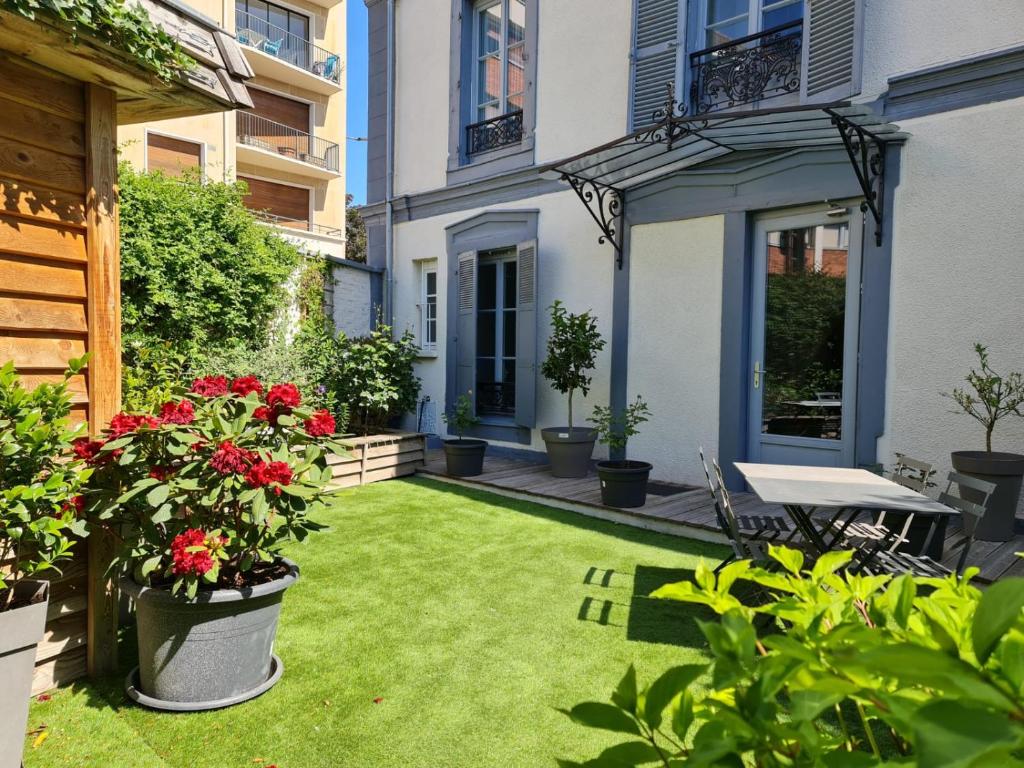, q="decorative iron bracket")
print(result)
[828,110,887,247]
[561,173,624,269]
